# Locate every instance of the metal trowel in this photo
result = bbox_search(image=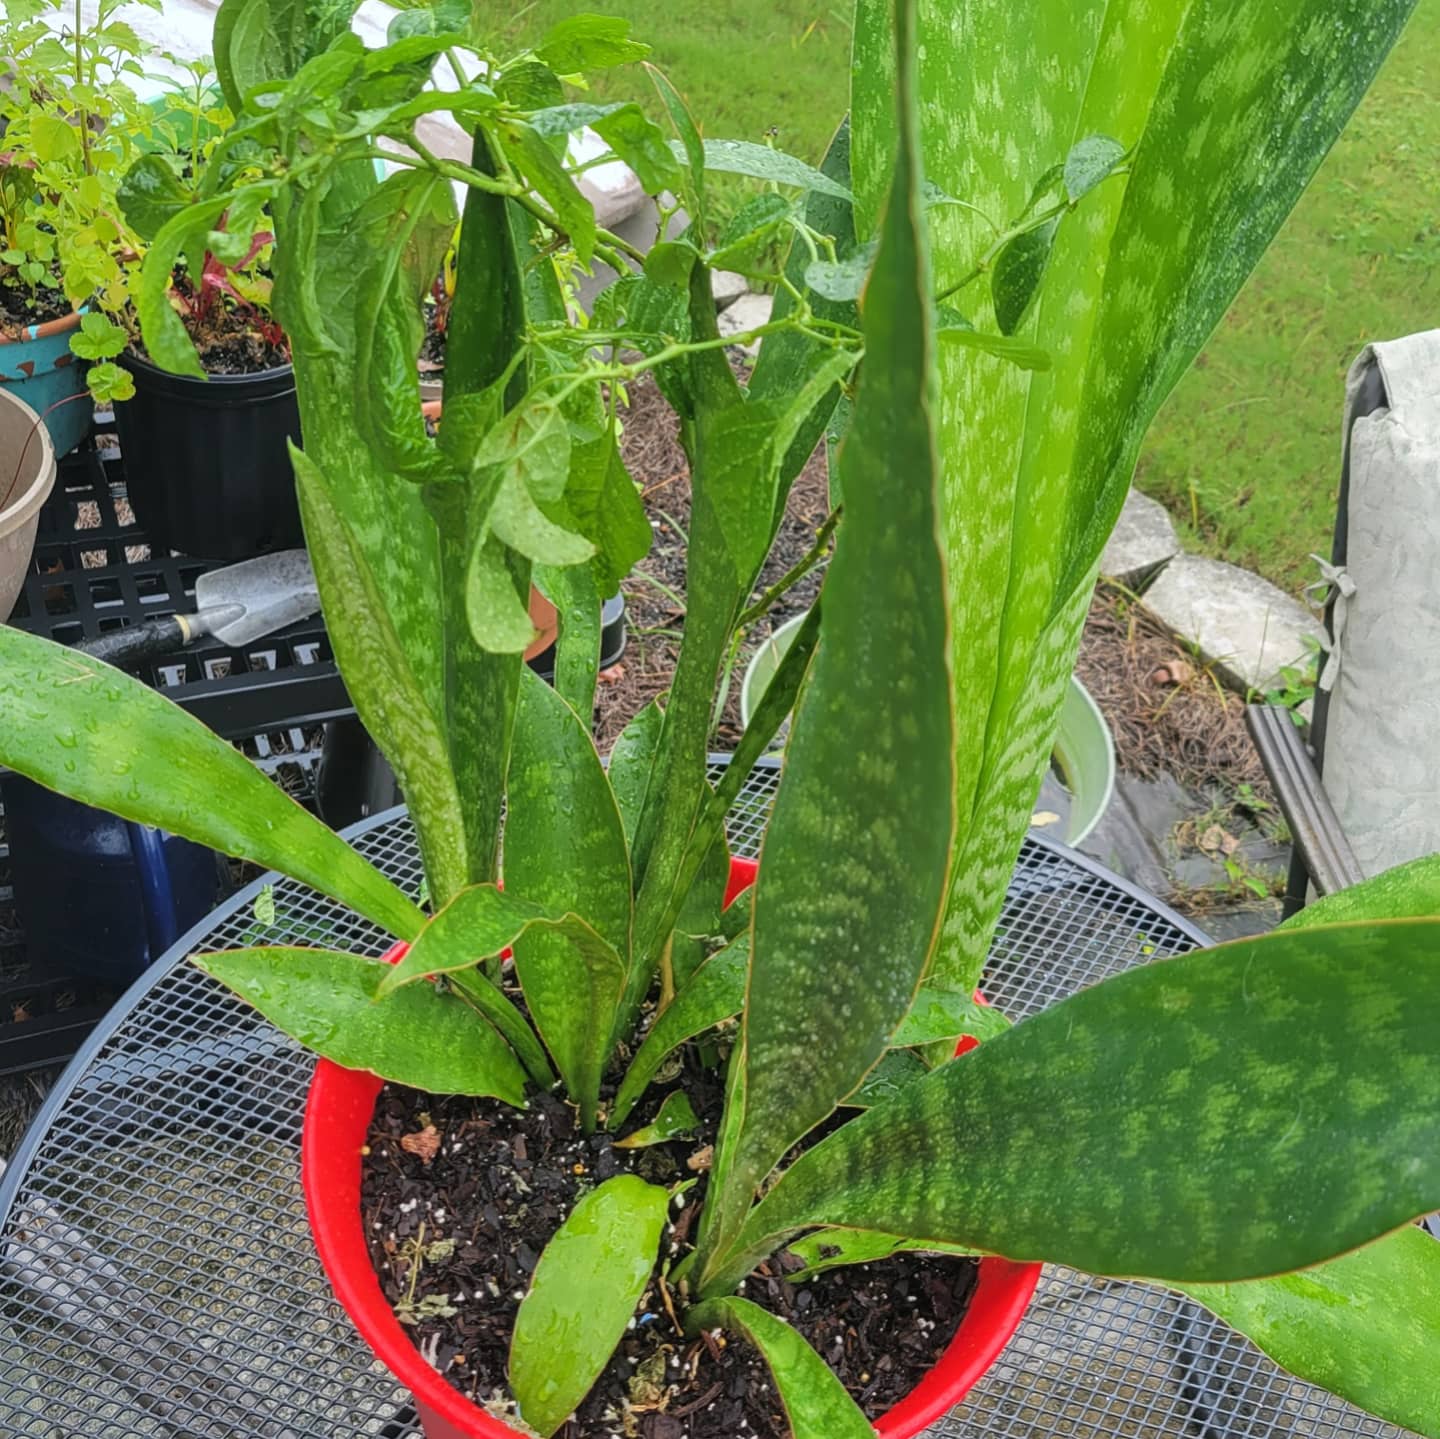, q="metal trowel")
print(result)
[73,549,321,669]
